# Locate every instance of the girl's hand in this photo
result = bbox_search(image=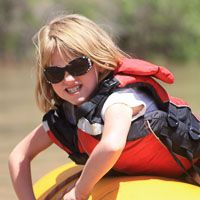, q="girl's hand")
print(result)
[62,187,76,200]
[56,185,89,200]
